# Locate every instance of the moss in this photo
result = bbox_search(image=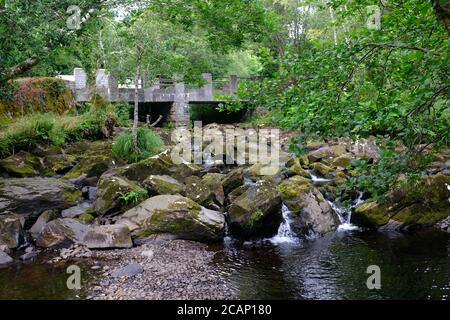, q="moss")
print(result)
[394,206,450,225]
[62,188,82,206]
[277,176,311,200]
[332,155,352,168]
[144,175,185,195]
[0,151,42,177]
[353,201,390,227]
[287,159,310,178]
[64,155,111,179]
[78,212,95,224]
[243,209,264,230]
[312,162,333,177]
